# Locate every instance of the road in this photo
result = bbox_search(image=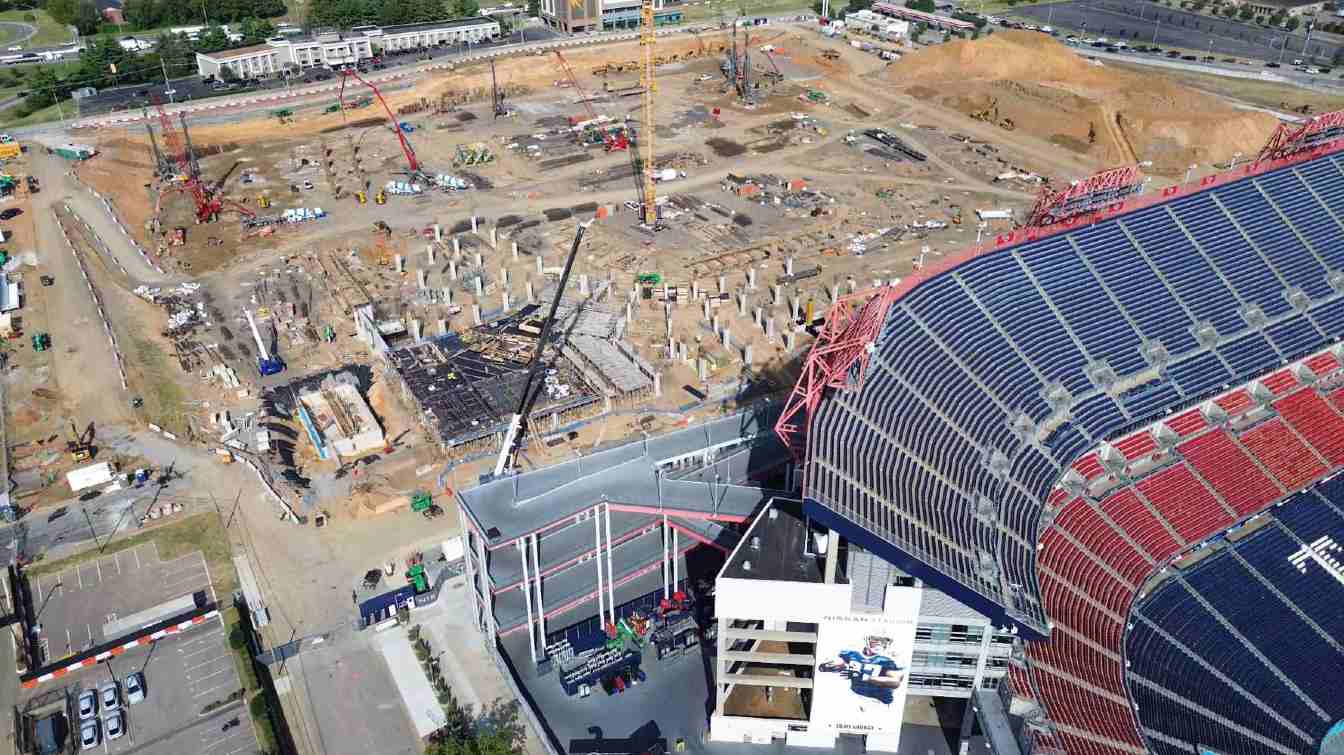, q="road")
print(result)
[0,483,155,564]
[1016,0,1344,67]
[0,21,35,48]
